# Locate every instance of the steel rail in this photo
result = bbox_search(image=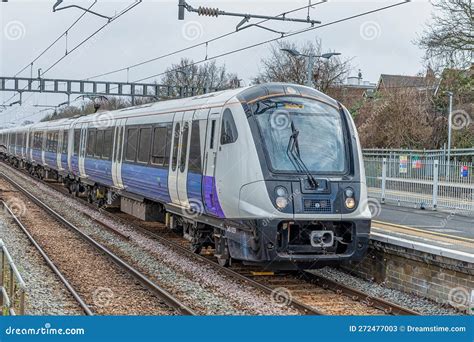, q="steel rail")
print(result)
[0,171,195,316]
[300,272,419,315]
[1,200,93,316]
